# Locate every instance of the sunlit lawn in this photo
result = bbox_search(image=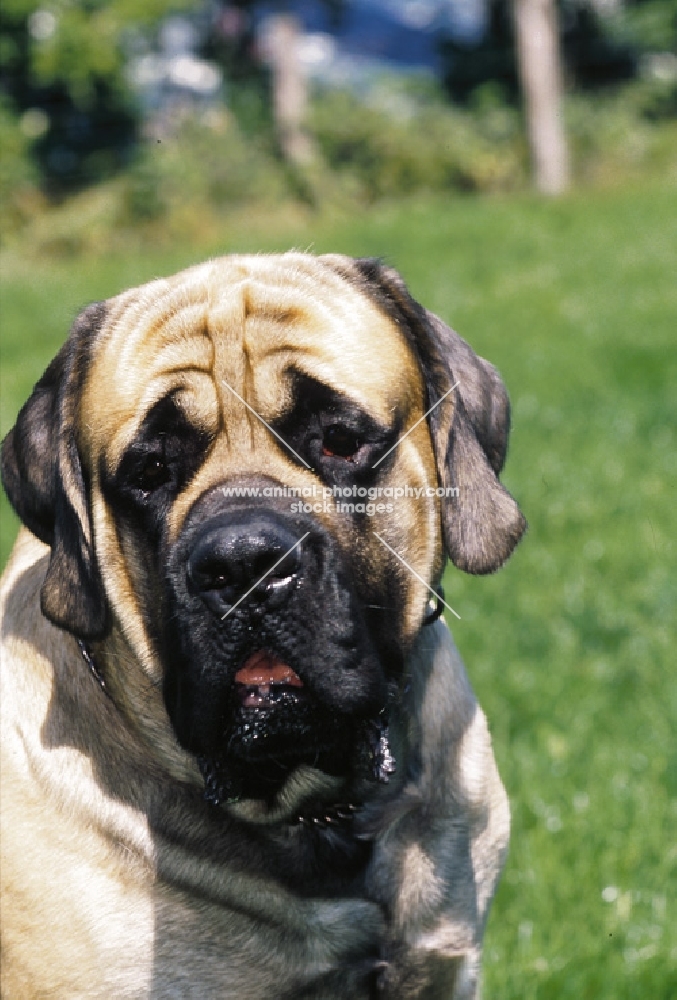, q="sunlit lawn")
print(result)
[1,179,675,997]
